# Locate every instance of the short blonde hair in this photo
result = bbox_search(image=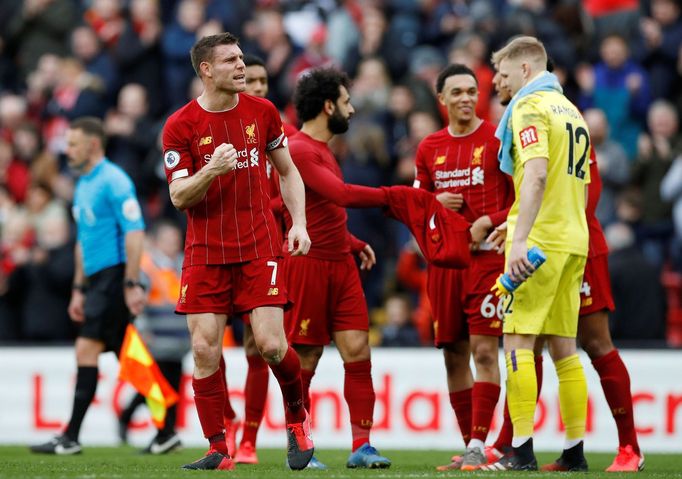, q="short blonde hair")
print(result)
[491,36,547,68]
